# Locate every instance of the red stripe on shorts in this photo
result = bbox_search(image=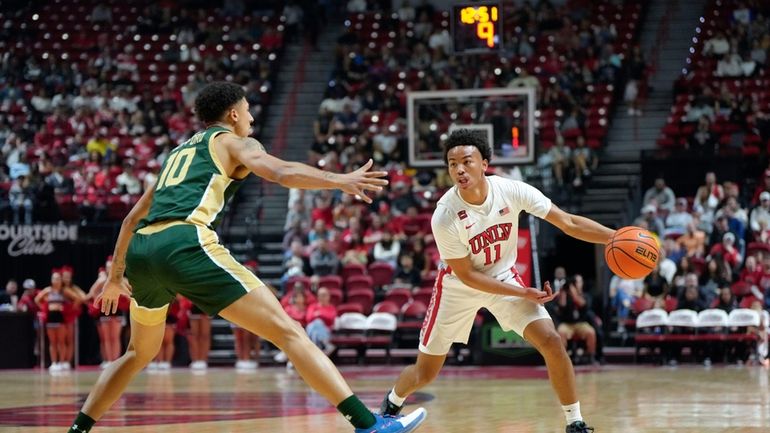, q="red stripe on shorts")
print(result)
[421,266,448,347]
